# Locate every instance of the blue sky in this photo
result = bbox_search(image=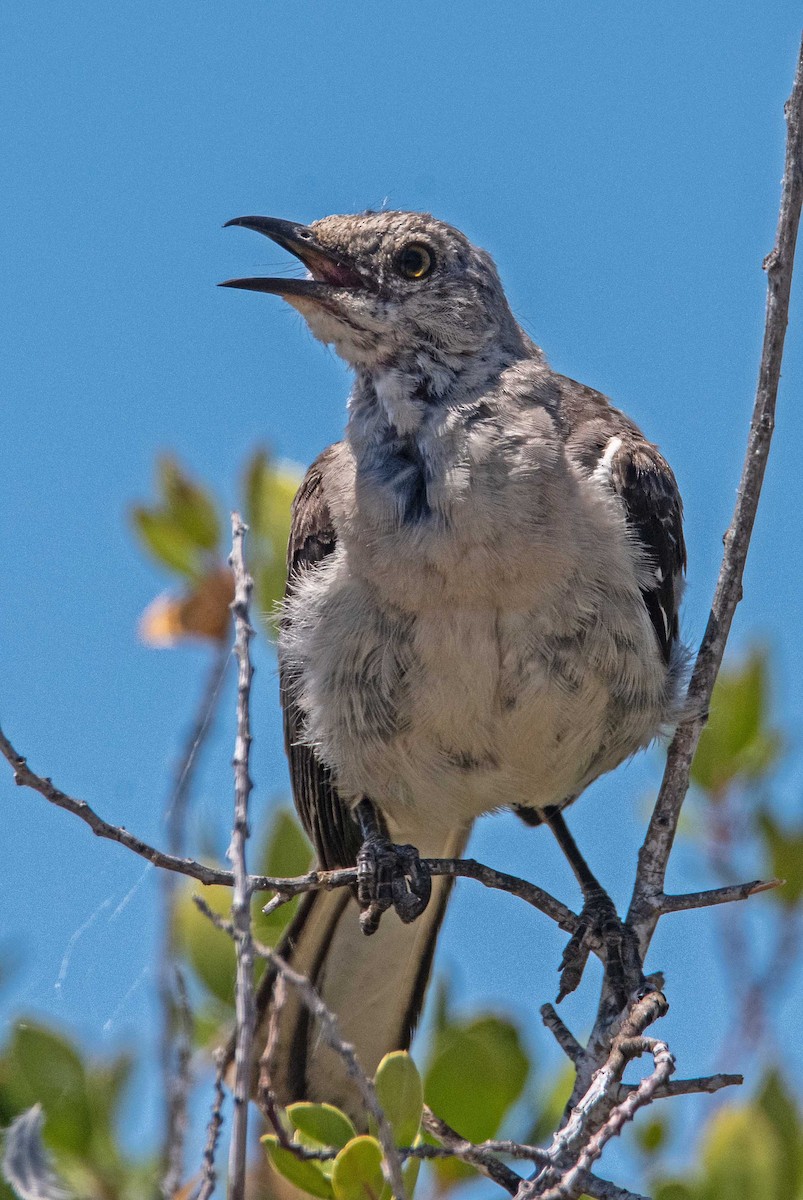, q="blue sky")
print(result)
[2,0,802,1187]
